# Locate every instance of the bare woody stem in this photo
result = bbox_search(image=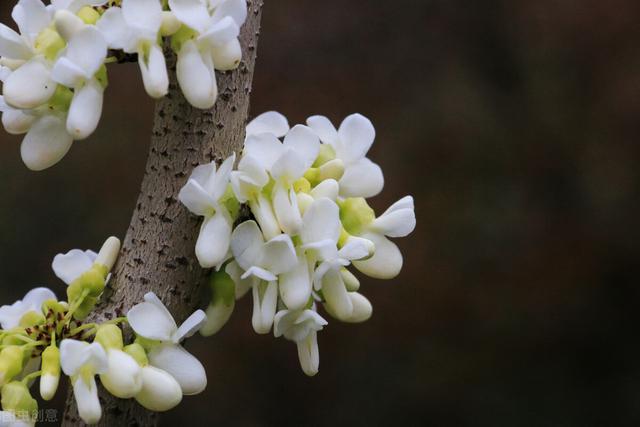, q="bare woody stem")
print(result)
[61,2,264,426]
